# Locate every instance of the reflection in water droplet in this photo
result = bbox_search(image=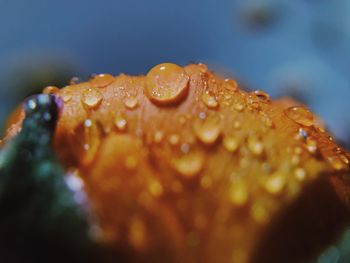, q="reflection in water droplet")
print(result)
[201,92,218,108]
[91,74,114,88]
[124,96,138,109]
[172,152,204,177]
[146,63,189,105]
[82,88,103,109]
[223,135,240,153]
[193,117,221,145]
[114,115,127,131]
[284,106,314,127]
